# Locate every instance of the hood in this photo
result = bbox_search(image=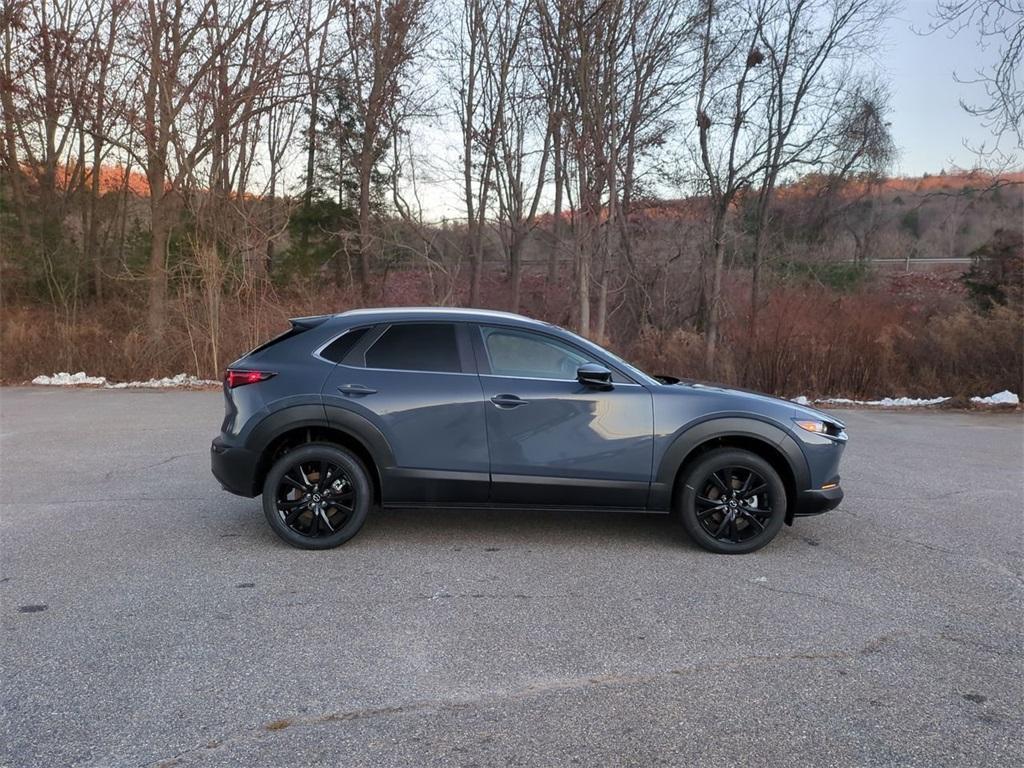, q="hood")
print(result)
[659,378,845,427]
